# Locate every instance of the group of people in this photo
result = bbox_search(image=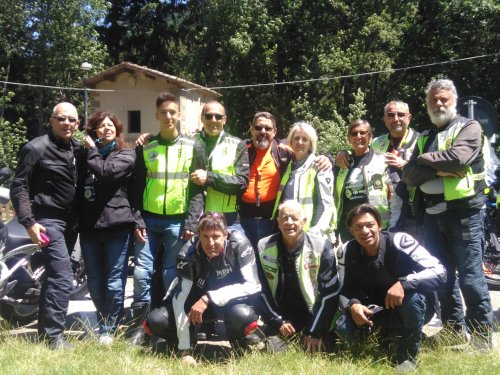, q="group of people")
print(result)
[9,78,494,371]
